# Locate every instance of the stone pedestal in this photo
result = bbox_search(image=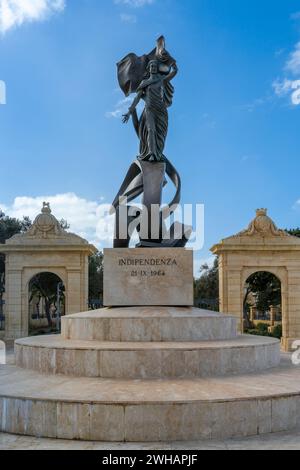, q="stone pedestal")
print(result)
[103,248,193,307]
[1,244,296,443]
